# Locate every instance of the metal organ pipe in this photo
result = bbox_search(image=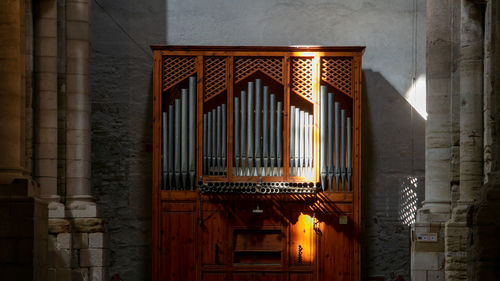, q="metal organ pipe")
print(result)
[234,97,240,176]
[294,107,299,177]
[162,112,167,189]
[276,101,282,176]
[222,104,226,174]
[299,110,305,177]
[181,89,188,189]
[212,108,216,175]
[320,86,327,191]
[262,87,269,176]
[240,90,246,176]
[168,105,174,189]
[203,114,207,175]
[174,99,181,188]
[269,94,276,175]
[188,77,196,189]
[327,92,334,191]
[254,79,262,176]
[289,106,295,176]
[216,106,222,174]
[247,82,254,176]
[347,117,352,191]
[334,102,340,191]
[308,114,313,177]
[207,111,212,176]
[340,109,346,191]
